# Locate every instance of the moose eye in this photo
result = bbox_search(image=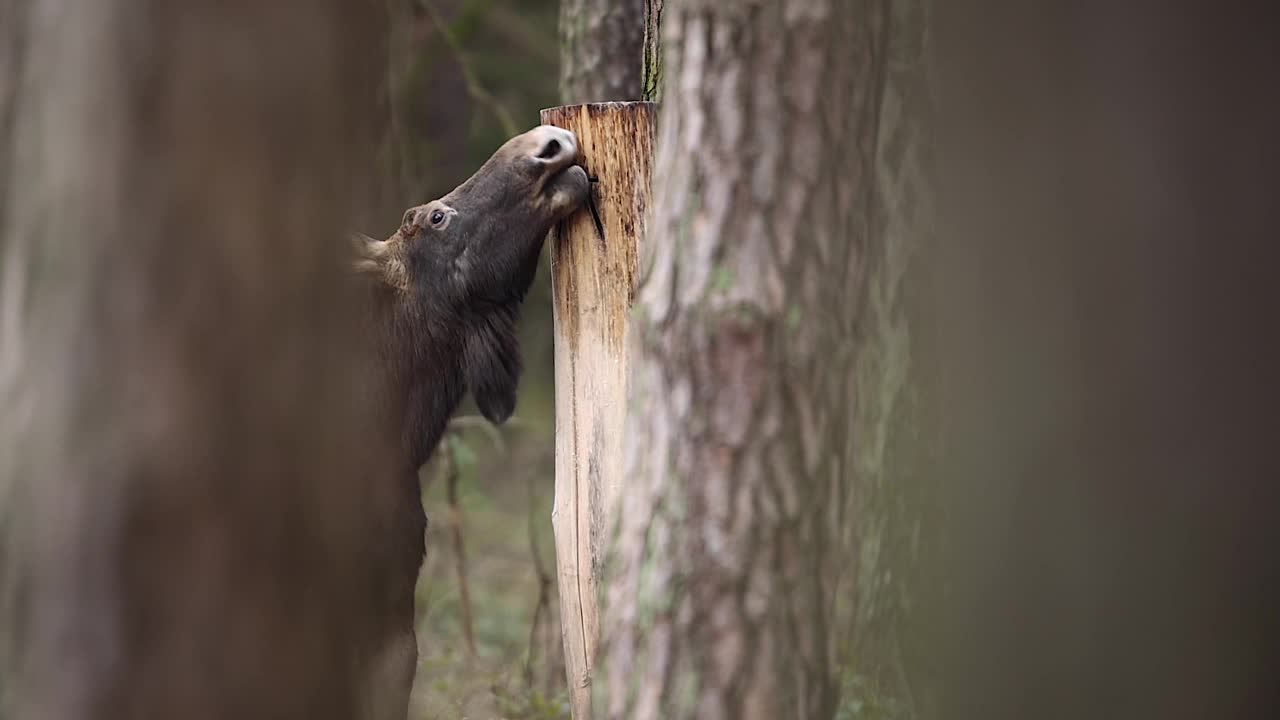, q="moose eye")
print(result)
[430,210,446,226]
